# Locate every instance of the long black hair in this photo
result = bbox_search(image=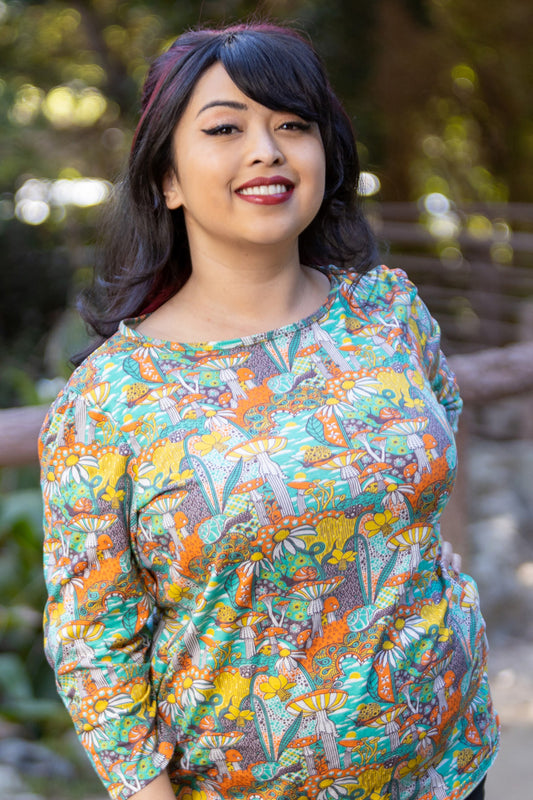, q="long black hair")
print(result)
[77,22,376,361]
